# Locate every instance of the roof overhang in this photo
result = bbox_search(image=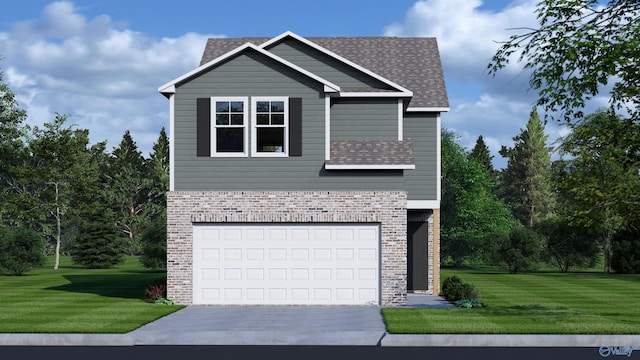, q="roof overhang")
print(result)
[261,31,415,97]
[158,42,341,97]
[406,107,450,112]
